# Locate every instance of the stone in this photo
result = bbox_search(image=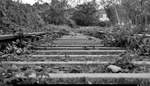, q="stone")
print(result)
[15,72,25,78]
[122,69,129,73]
[13,45,18,50]
[88,37,93,40]
[87,81,92,84]
[23,48,28,53]
[0,52,4,55]
[2,54,9,58]
[0,67,5,74]
[34,66,43,72]
[11,65,18,71]
[107,65,122,73]
[69,68,81,73]
[28,72,37,78]
[20,66,28,71]
[16,48,23,55]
